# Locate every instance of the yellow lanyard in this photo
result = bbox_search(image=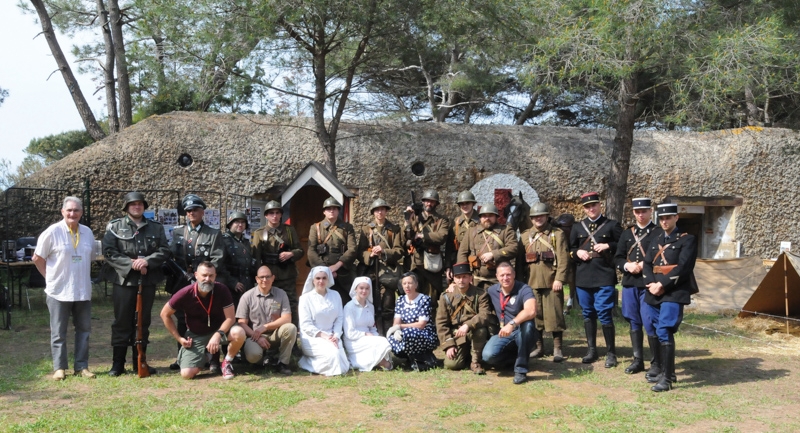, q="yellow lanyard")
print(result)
[68,226,80,251]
